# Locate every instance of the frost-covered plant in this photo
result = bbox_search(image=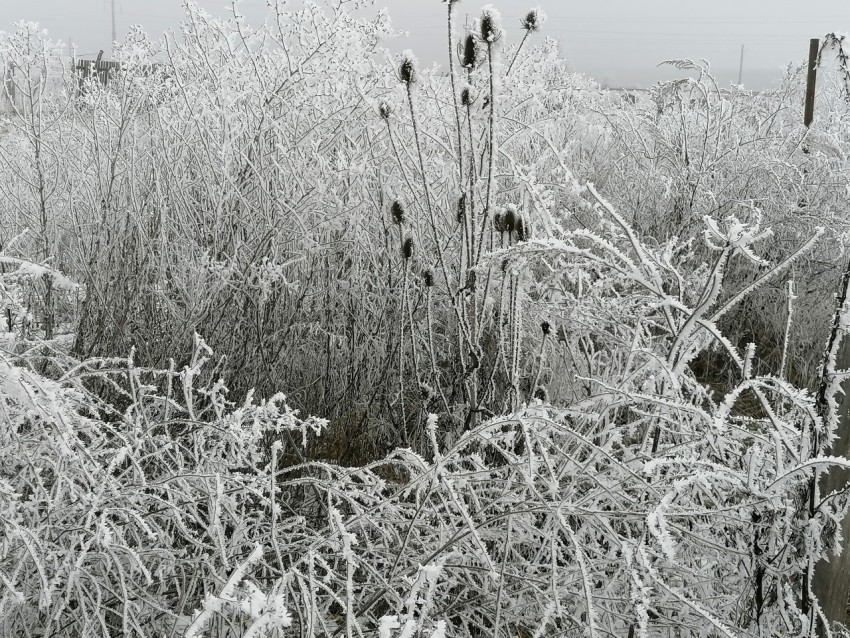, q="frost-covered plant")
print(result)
[0,334,325,636]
